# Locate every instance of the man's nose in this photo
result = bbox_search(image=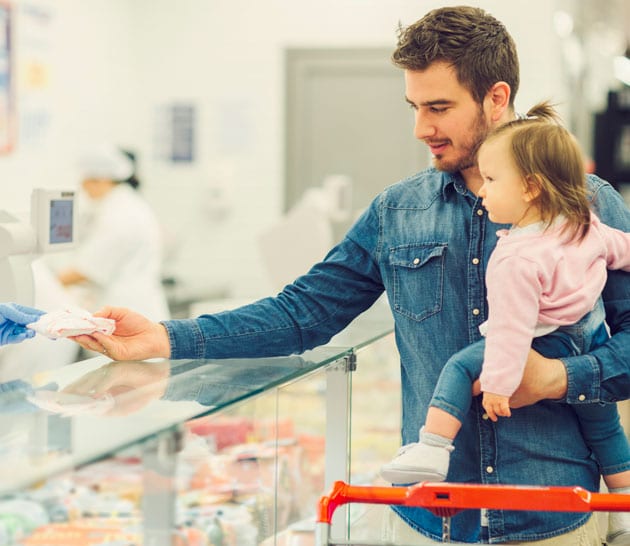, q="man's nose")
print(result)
[414,111,436,140]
